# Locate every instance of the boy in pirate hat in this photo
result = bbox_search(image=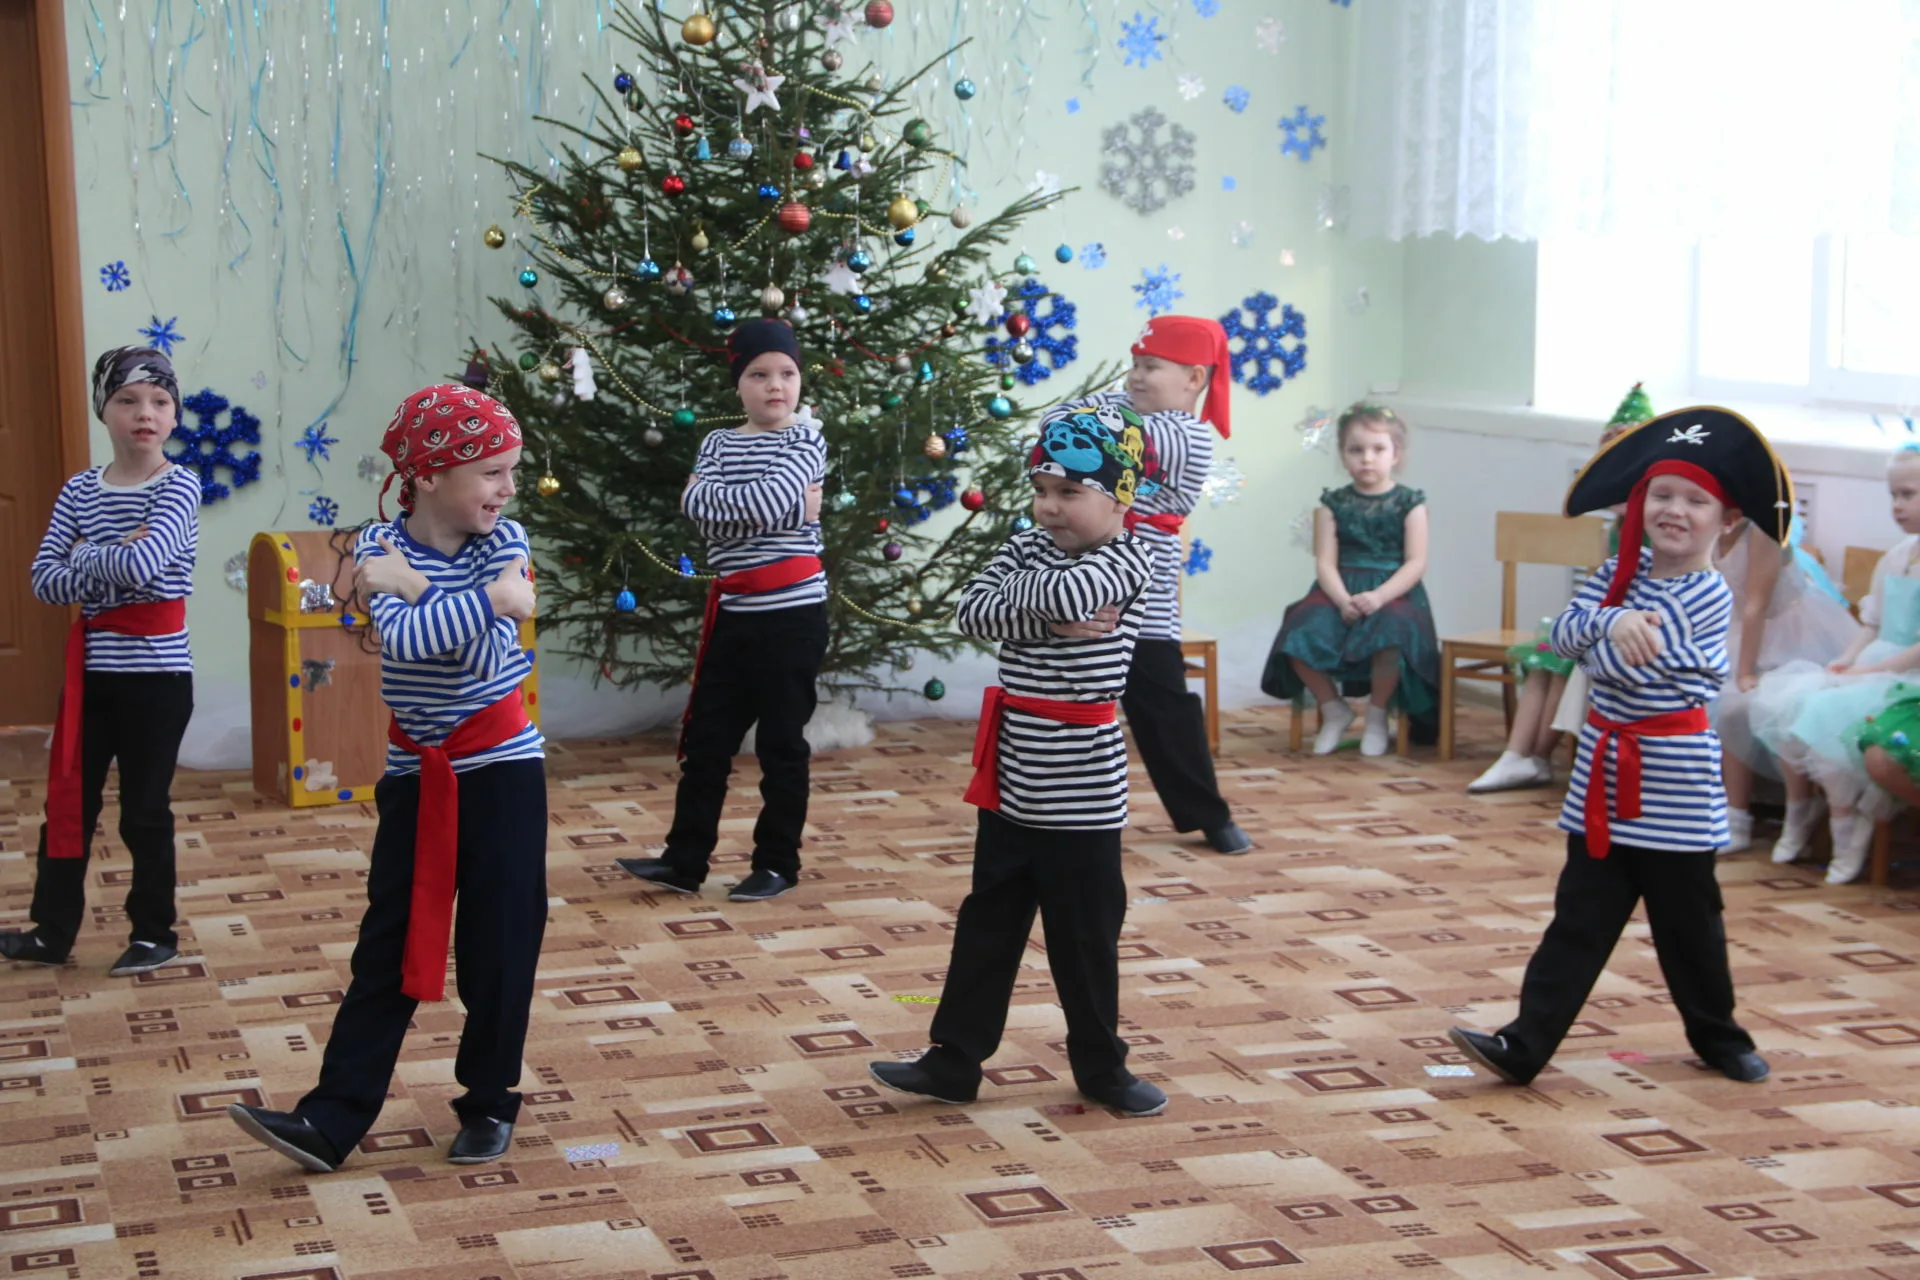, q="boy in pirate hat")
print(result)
[1053,316,1251,854]
[869,401,1167,1117]
[1449,407,1785,1087]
